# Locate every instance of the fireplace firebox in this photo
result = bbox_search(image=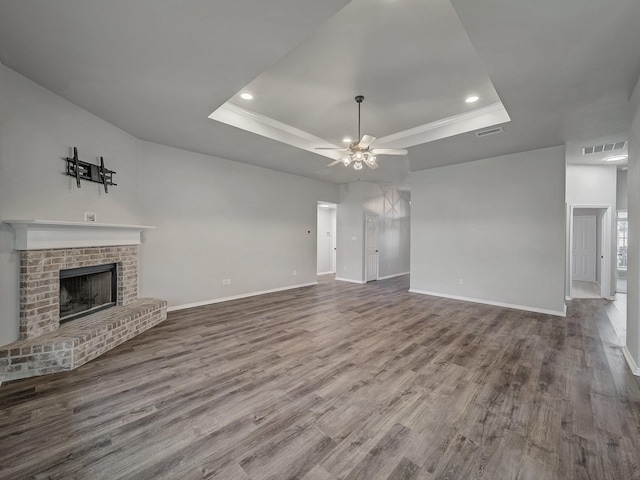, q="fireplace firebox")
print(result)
[59,263,117,323]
